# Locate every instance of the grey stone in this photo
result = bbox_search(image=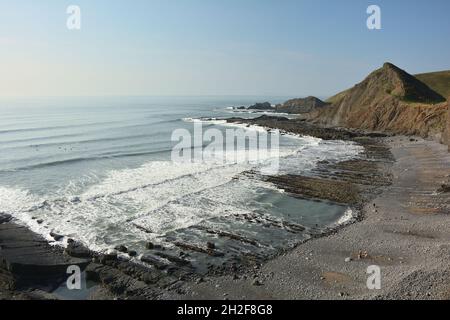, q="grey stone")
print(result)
[0,213,12,224]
